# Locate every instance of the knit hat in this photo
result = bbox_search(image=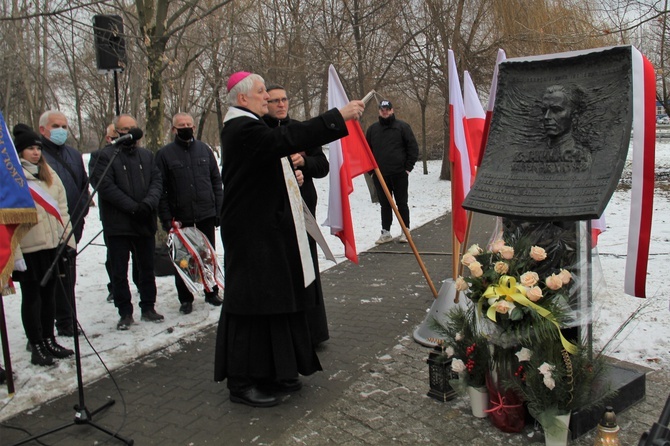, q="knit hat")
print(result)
[227,71,252,93]
[12,123,43,153]
[379,100,392,109]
